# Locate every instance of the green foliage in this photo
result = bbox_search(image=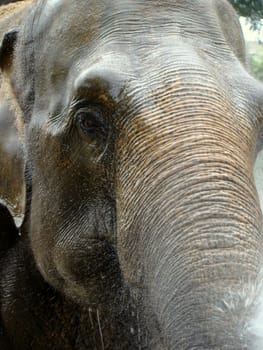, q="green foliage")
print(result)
[229,0,263,30]
[229,0,263,19]
[249,44,263,80]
